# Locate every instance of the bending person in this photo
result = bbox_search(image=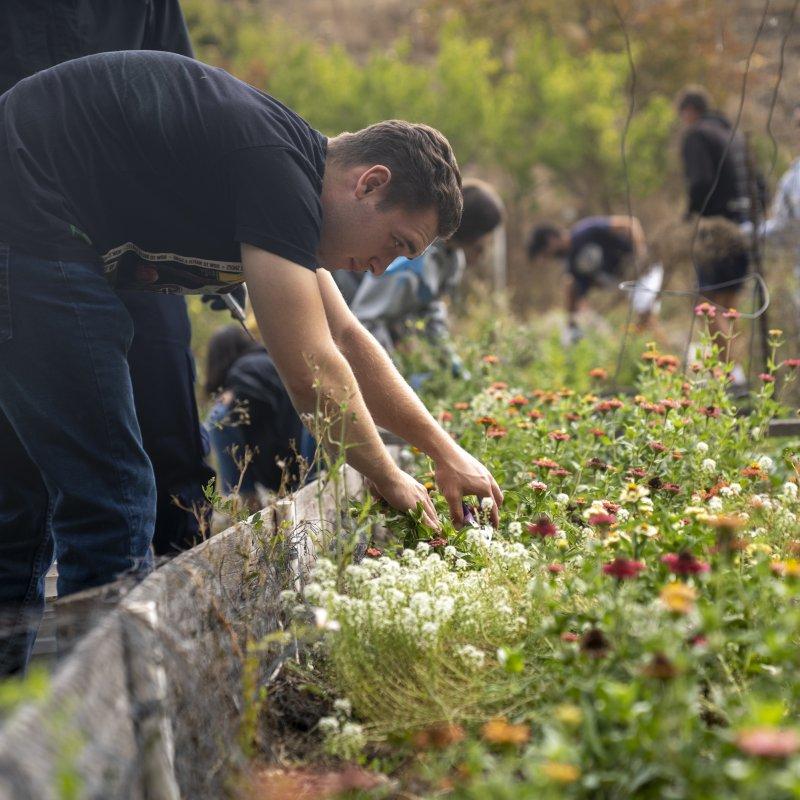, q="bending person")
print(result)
[0,51,502,673]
